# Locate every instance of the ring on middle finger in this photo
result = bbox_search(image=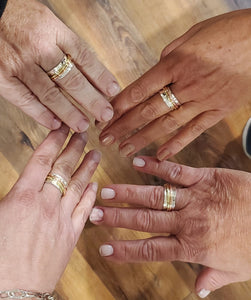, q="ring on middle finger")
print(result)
[163,183,176,211]
[159,86,181,111]
[47,54,74,81]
